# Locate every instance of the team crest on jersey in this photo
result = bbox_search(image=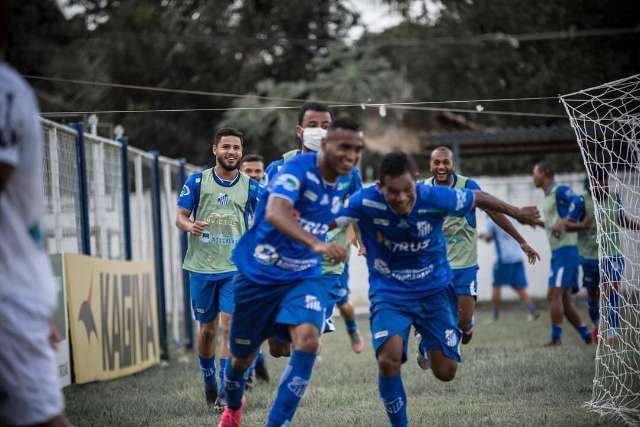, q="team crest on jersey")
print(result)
[287,376,309,398]
[276,173,301,191]
[445,329,458,347]
[417,221,432,237]
[180,185,190,197]
[254,244,279,265]
[384,397,404,414]
[217,192,230,206]
[373,218,390,226]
